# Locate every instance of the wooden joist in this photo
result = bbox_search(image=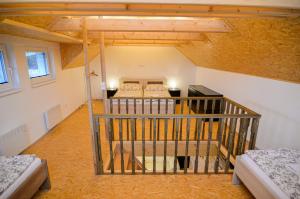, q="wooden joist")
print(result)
[0,19,82,43]
[0,3,299,17]
[50,18,231,33]
[105,39,190,46]
[89,32,207,41]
